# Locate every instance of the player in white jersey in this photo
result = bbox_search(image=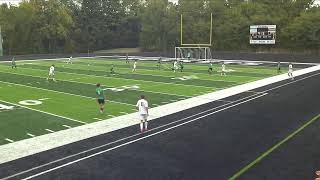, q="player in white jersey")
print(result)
[132,60,137,72]
[221,62,226,76]
[67,56,73,64]
[288,62,294,80]
[136,95,149,133]
[47,64,56,81]
[173,60,178,72]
